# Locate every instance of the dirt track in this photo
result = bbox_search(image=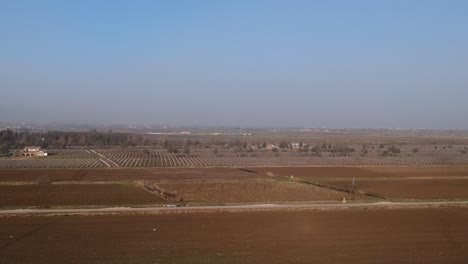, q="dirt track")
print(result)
[1,201,468,216]
[1,208,467,264]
